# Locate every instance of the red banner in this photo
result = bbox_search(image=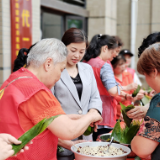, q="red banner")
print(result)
[10,0,32,70]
